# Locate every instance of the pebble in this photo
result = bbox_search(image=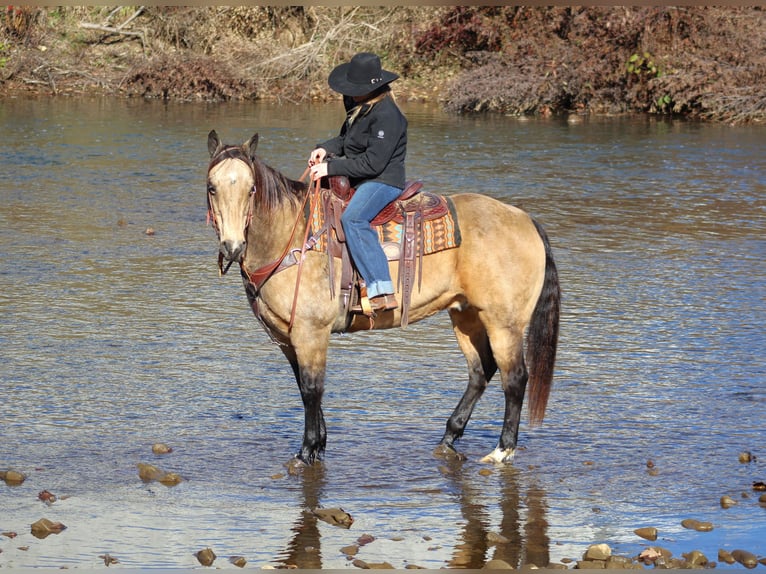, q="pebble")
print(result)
[195,547,216,566]
[30,518,66,539]
[340,544,359,556]
[583,543,612,561]
[483,559,514,569]
[718,549,736,564]
[633,526,657,541]
[720,495,737,508]
[487,531,509,544]
[0,470,26,486]
[731,549,758,569]
[229,555,247,568]
[682,550,708,567]
[312,507,353,528]
[137,462,183,486]
[680,518,713,531]
[151,442,173,454]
